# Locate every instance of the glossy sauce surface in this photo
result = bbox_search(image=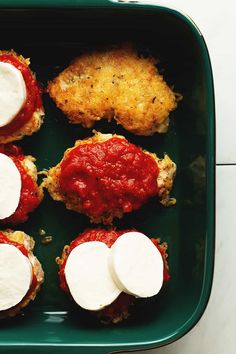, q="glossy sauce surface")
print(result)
[59,137,159,218]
